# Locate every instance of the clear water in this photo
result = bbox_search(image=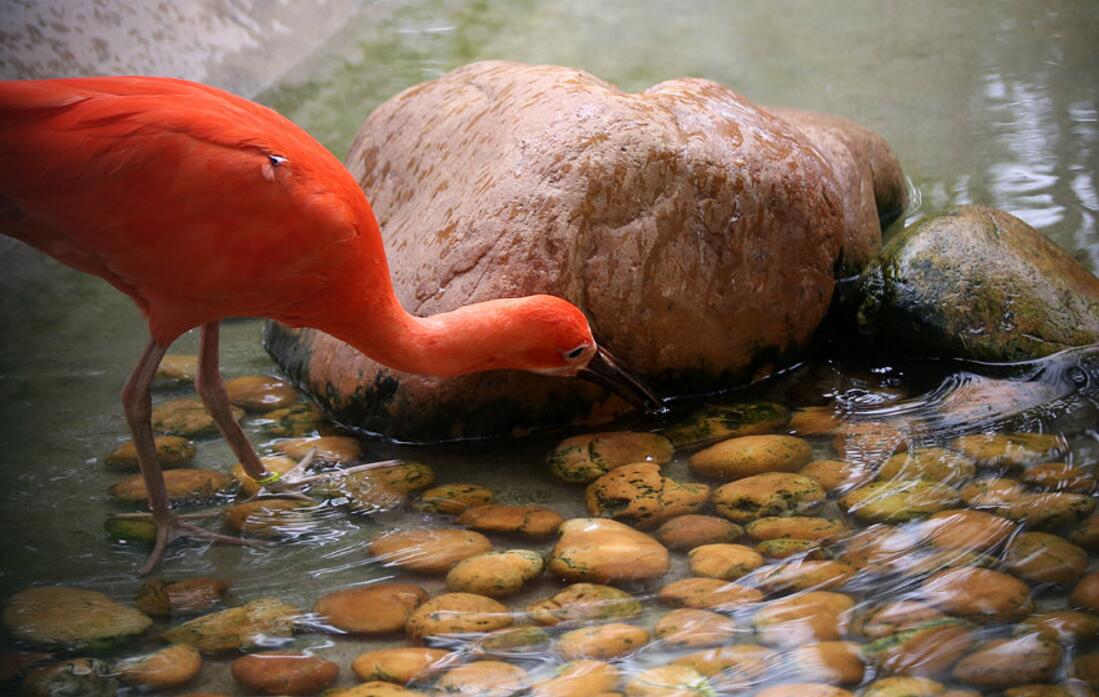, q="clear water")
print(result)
[0,0,1097,694]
